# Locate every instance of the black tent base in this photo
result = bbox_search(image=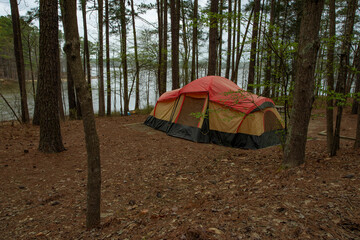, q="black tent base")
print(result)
[144,115,283,150]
